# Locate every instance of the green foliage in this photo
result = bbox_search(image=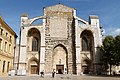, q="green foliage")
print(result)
[114,35,120,65]
[101,36,115,65]
[100,35,120,75]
